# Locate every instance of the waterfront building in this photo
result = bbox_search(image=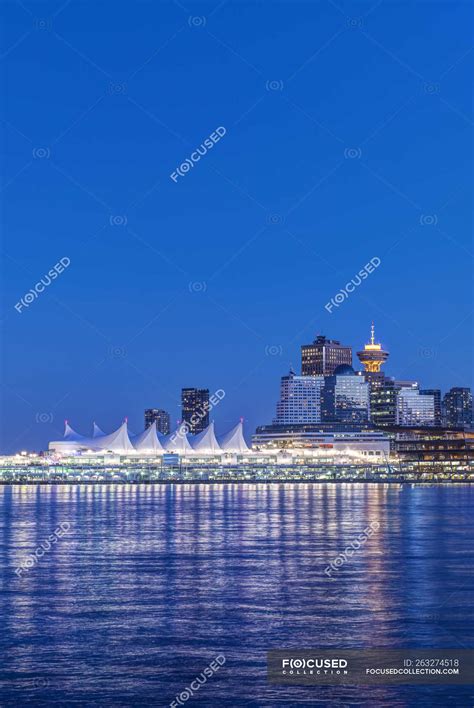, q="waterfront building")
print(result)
[144,408,170,435]
[321,364,370,424]
[301,335,352,376]
[48,420,249,456]
[381,425,474,464]
[357,323,389,373]
[181,388,210,434]
[273,369,324,424]
[442,387,473,429]
[420,389,442,426]
[252,425,389,457]
[396,386,435,426]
